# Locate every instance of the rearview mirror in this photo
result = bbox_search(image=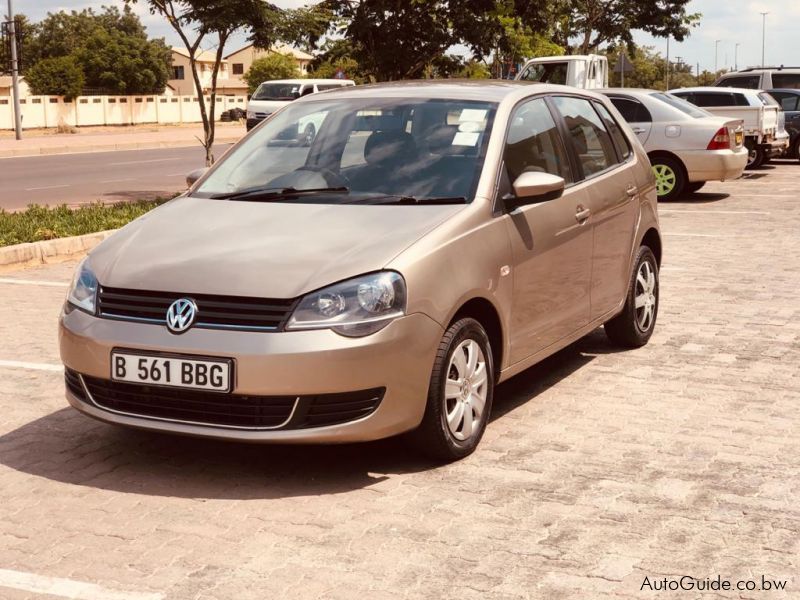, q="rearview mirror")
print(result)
[507,171,565,209]
[186,167,208,188]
